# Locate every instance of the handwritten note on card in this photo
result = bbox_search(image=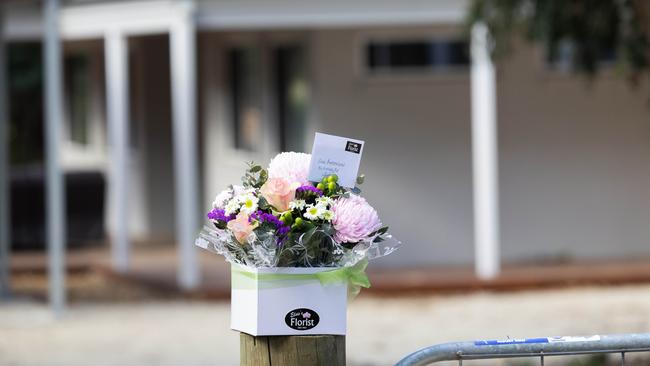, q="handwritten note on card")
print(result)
[308,133,364,187]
